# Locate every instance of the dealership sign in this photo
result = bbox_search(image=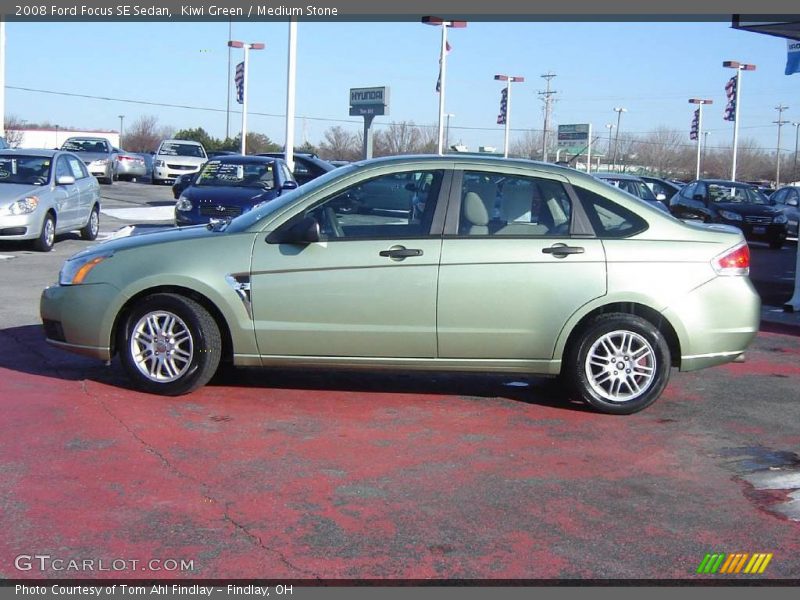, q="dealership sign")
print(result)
[557,124,590,150]
[349,86,390,117]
